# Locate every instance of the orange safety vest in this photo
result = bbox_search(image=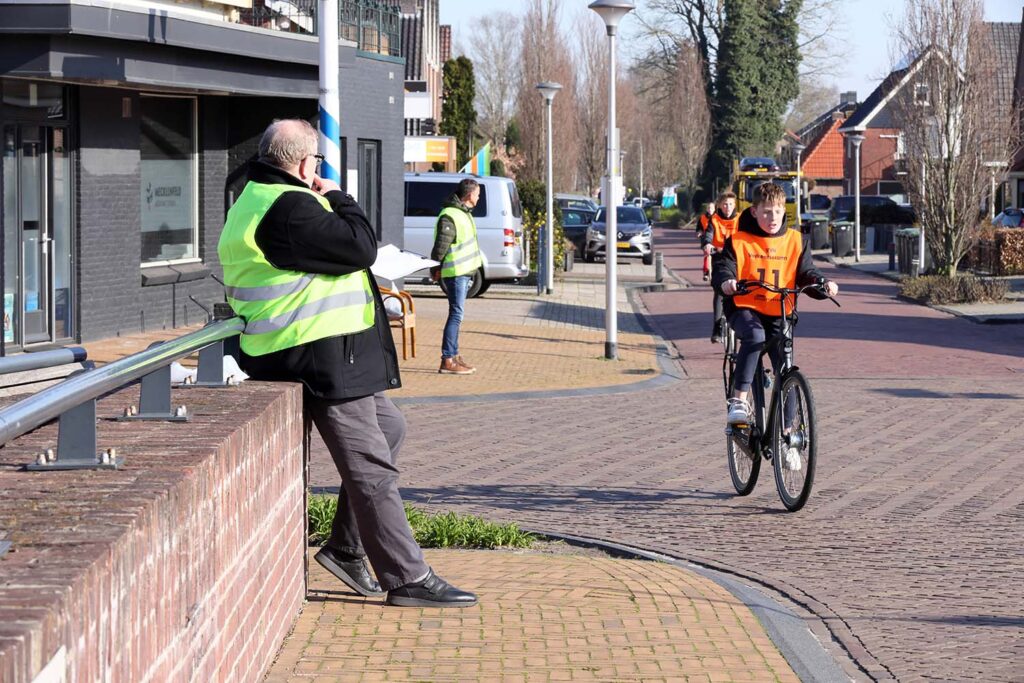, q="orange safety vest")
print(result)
[711,213,740,250]
[732,228,803,317]
[698,213,712,233]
